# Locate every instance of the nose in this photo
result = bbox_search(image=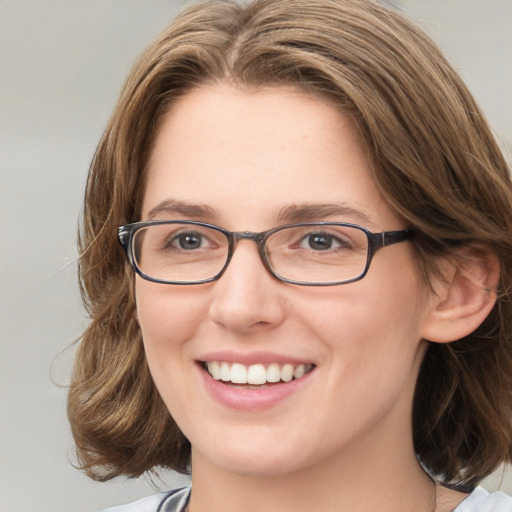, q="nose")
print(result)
[208,240,286,334]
